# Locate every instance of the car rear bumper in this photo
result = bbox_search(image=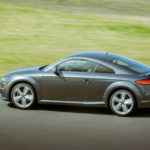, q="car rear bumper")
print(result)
[138,99,150,108]
[135,85,150,108]
[136,93,150,108]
